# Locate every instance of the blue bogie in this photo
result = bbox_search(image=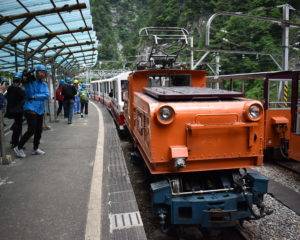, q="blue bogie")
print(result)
[151,171,269,228]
